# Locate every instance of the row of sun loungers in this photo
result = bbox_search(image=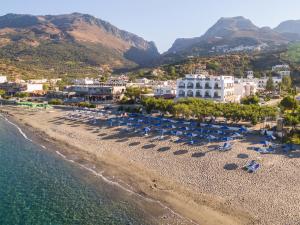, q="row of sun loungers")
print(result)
[62,110,284,174]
